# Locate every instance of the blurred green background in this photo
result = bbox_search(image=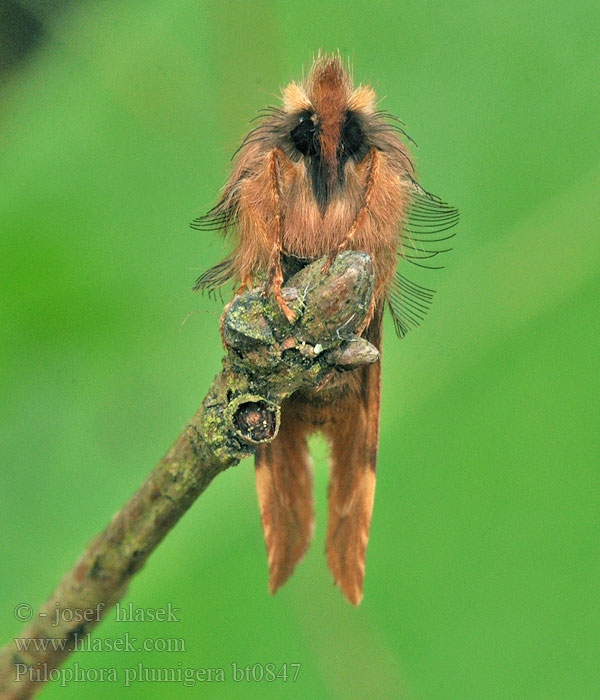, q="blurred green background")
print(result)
[1,0,598,698]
